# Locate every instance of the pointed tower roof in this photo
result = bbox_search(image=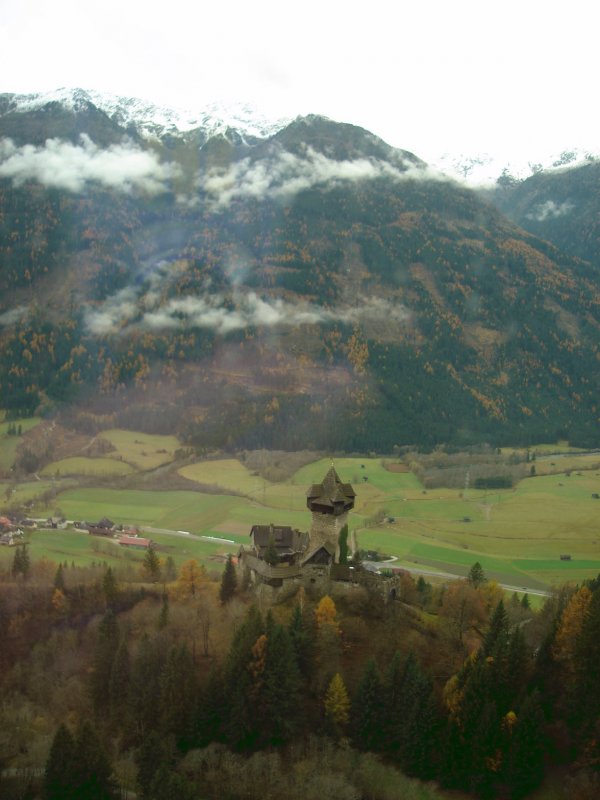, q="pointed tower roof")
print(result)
[307,466,355,515]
